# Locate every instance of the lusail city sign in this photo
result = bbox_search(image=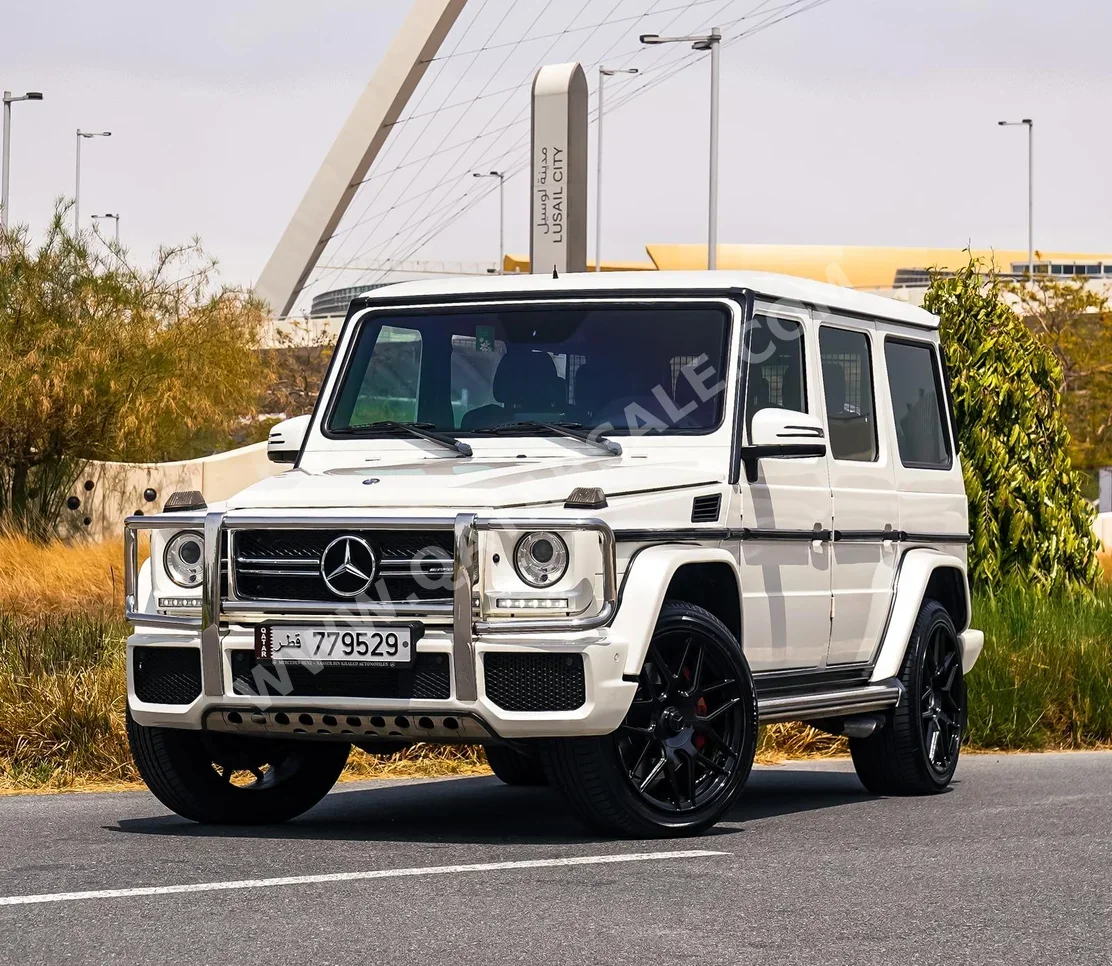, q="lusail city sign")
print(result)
[529,62,588,275]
